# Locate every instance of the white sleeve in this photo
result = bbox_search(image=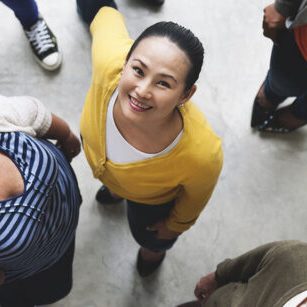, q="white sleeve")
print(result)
[0,95,52,137]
